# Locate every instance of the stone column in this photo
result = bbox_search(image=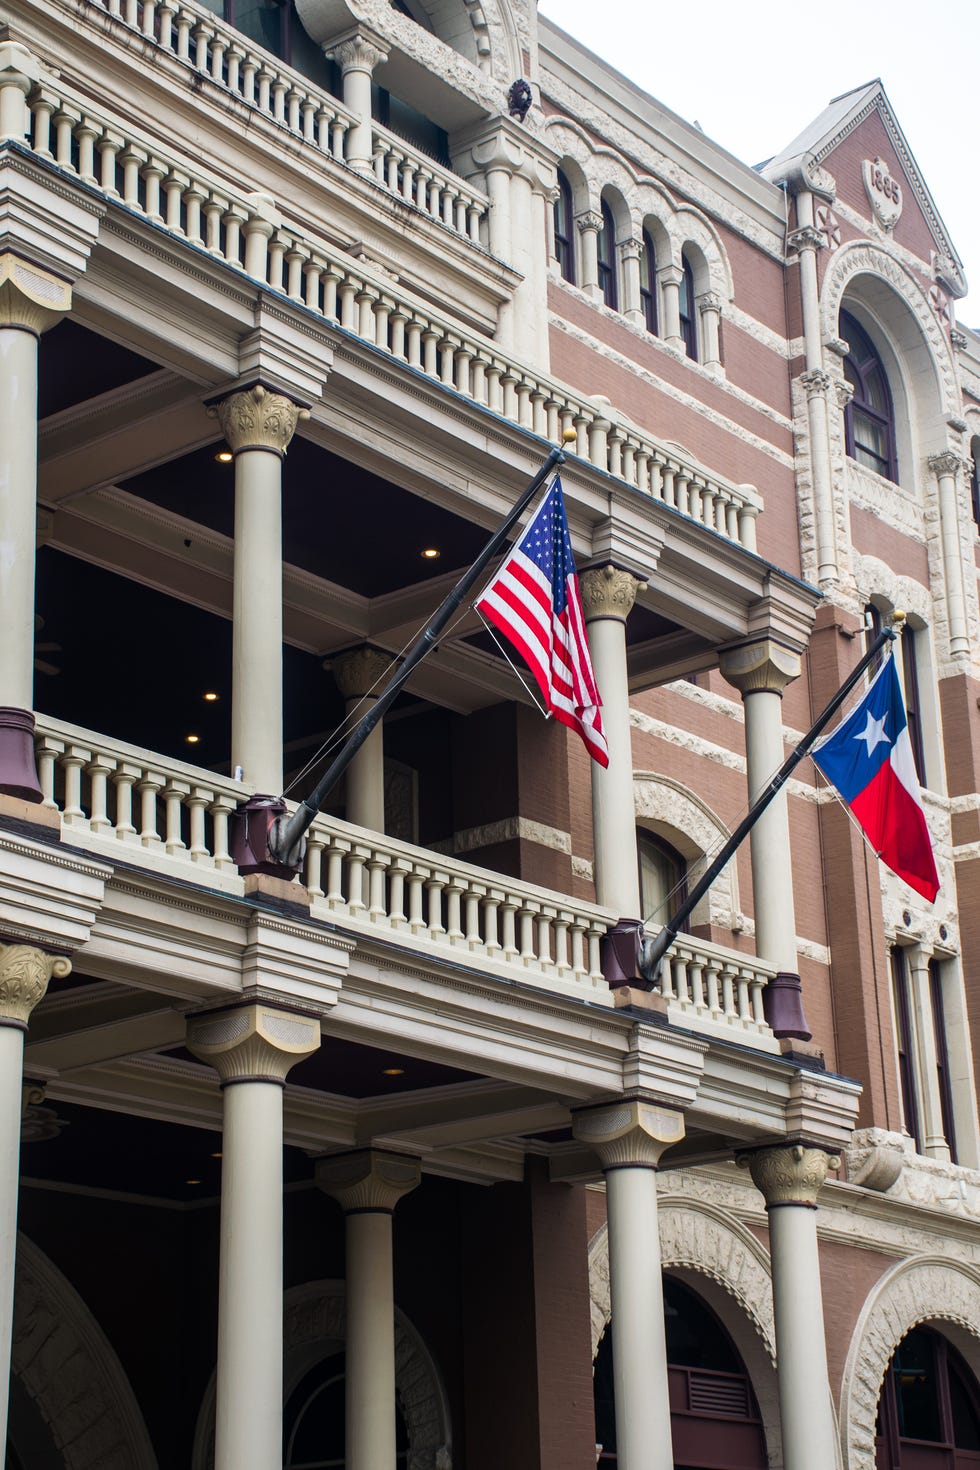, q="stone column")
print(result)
[929,451,970,660]
[0,943,71,1448]
[0,256,72,800]
[580,566,645,922]
[799,367,838,587]
[331,646,391,831]
[209,384,308,797]
[329,31,389,173]
[576,211,602,299]
[0,41,41,142]
[619,237,643,325]
[740,1146,840,1470]
[573,1101,684,1470]
[317,1149,421,1470]
[657,263,684,348]
[188,1004,320,1470]
[696,291,722,372]
[719,639,806,1036]
[906,944,950,1159]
